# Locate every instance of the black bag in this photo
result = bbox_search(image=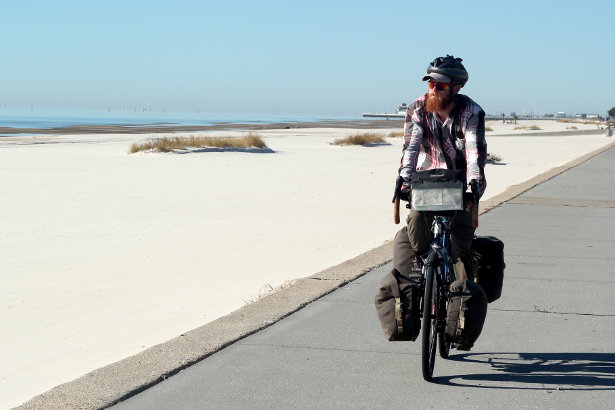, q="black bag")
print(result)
[375,269,422,341]
[445,279,488,349]
[473,236,505,303]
